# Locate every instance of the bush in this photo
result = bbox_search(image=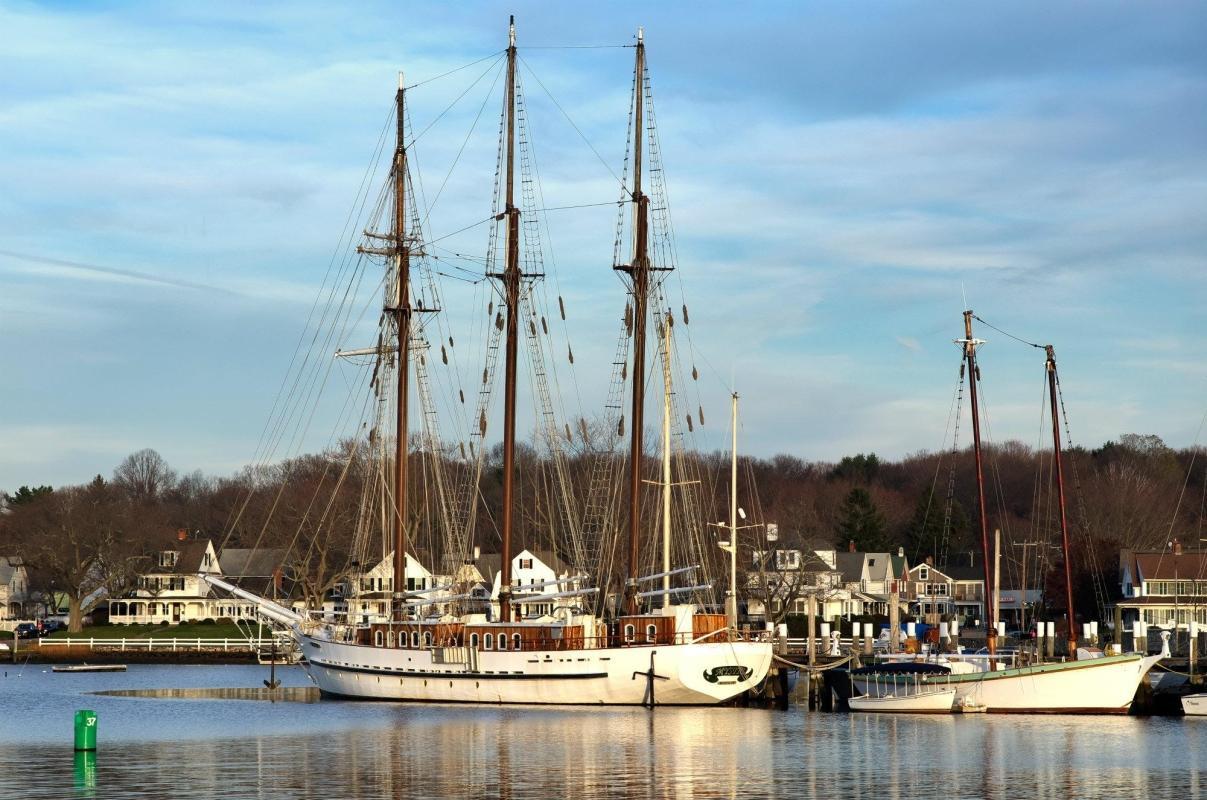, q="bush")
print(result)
[197,618,216,625]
